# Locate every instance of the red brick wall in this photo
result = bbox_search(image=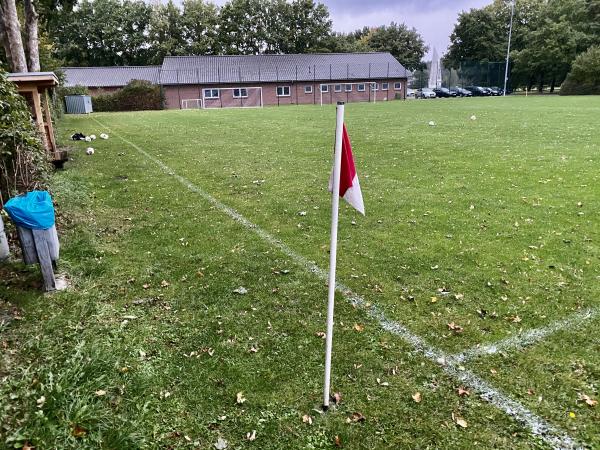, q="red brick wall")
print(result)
[164,79,407,109]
